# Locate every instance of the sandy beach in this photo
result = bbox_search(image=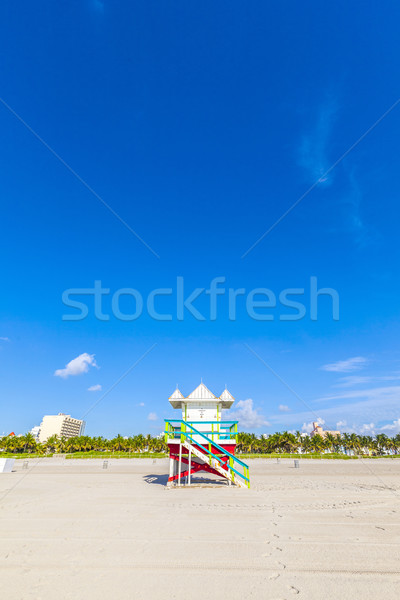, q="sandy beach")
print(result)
[0,457,399,599]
